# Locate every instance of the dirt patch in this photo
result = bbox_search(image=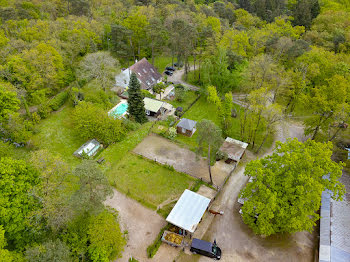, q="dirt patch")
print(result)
[133,134,234,187]
[196,185,217,200]
[105,189,180,262]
